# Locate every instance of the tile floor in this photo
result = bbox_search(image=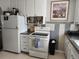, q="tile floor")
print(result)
[48,52,65,59]
[0,51,65,59]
